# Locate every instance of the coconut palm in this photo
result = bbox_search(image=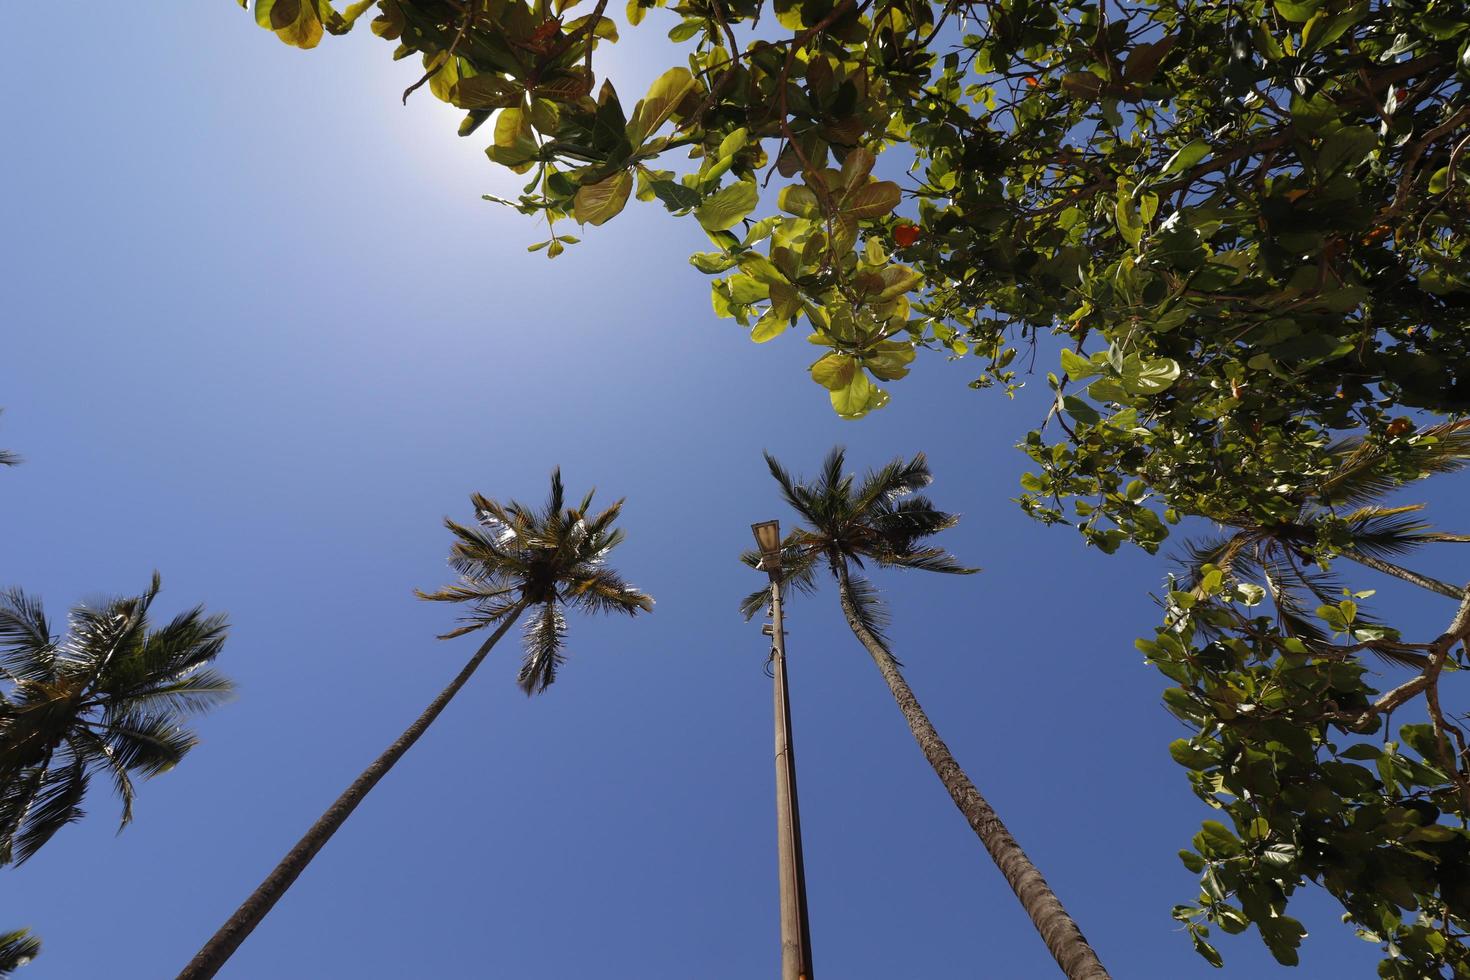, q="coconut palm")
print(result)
[0,574,232,866]
[1180,420,1470,664]
[742,448,1110,980]
[0,930,39,976]
[178,468,652,980]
